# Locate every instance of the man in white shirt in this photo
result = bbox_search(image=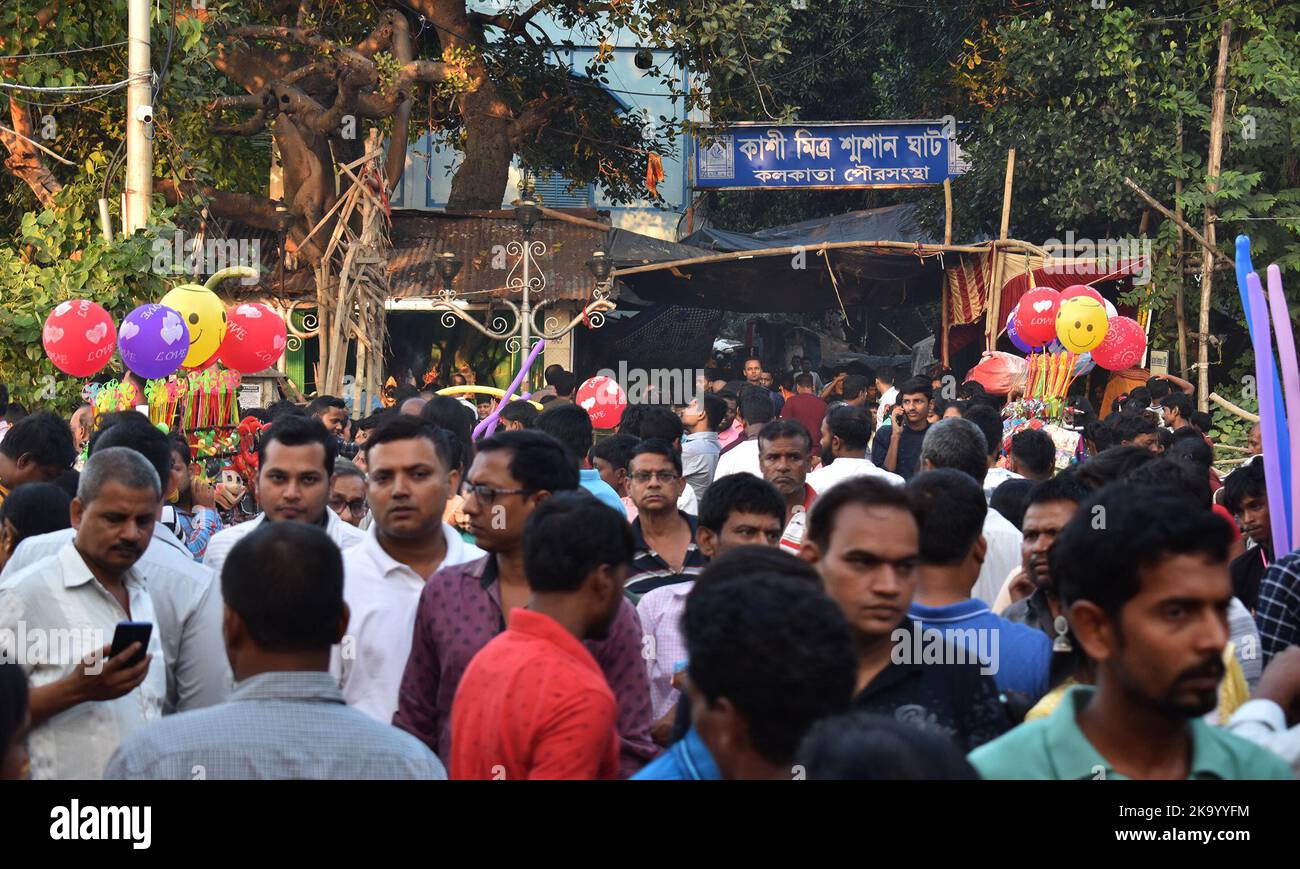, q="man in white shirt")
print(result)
[0,447,168,779]
[712,391,775,481]
[204,415,367,579]
[4,417,230,714]
[1226,645,1300,773]
[917,418,1022,606]
[334,415,483,722]
[874,367,899,430]
[807,405,904,492]
[964,404,1023,502]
